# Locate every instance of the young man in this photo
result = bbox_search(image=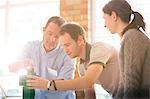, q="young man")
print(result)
[9,16,75,99]
[27,22,120,98]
